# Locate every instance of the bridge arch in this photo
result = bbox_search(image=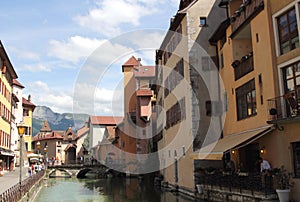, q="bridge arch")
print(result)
[48,168,72,178]
[76,168,92,178]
